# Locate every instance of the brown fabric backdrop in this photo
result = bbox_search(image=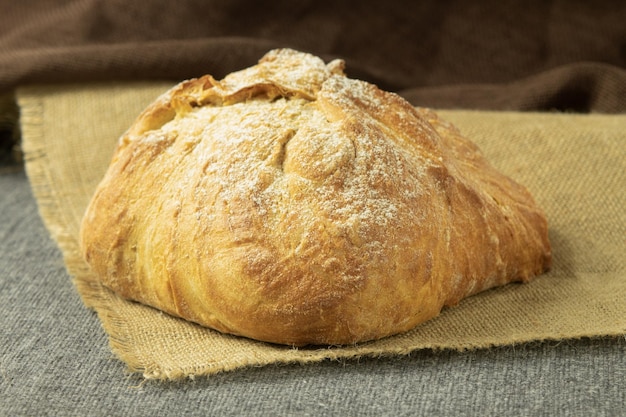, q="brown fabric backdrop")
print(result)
[2,0,626,112]
[3,0,626,167]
